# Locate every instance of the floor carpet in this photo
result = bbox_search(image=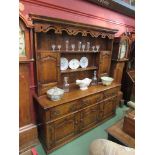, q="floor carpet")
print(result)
[35,106,129,155]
